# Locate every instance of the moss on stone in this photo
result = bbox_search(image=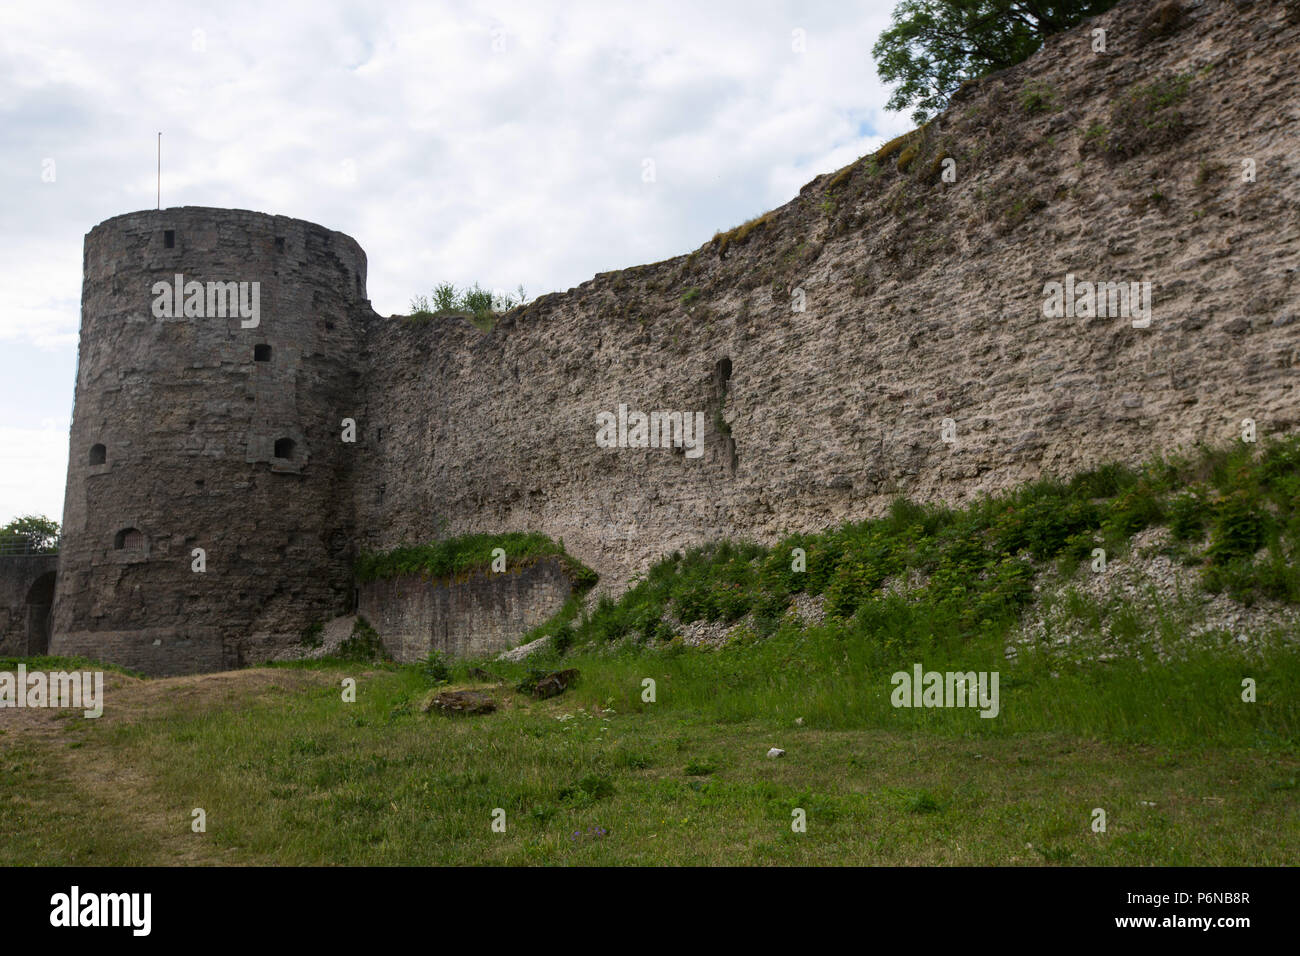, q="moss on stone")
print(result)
[924,149,953,182]
[874,130,918,165]
[712,210,776,258]
[896,144,920,173]
[826,161,858,192]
